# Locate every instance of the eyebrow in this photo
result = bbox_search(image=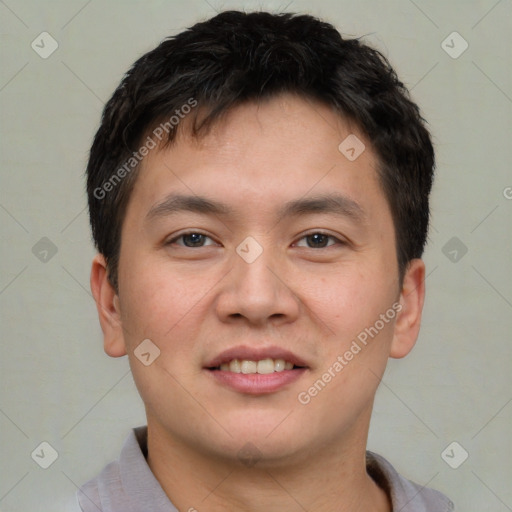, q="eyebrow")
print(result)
[145,193,366,224]
[277,194,366,223]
